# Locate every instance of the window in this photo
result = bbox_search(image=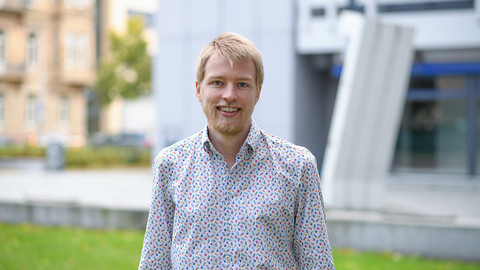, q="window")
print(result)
[53,34,59,66]
[394,97,468,174]
[25,95,37,126]
[77,34,87,68]
[59,96,69,125]
[64,0,89,9]
[0,93,4,126]
[27,33,38,68]
[65,33,74,68]
[392,64,480,176]
[65,32,88,69]
[0,30,5,71]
